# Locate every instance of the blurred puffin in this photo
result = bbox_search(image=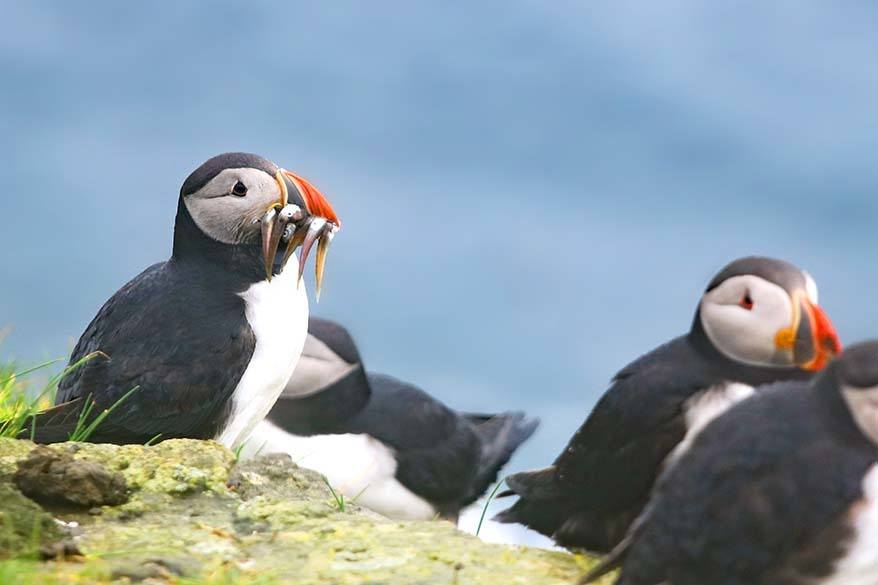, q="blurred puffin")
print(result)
[495,256,841,552]
[241,317,539,521]
[31,153,340,449]
[586,341,878,585]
